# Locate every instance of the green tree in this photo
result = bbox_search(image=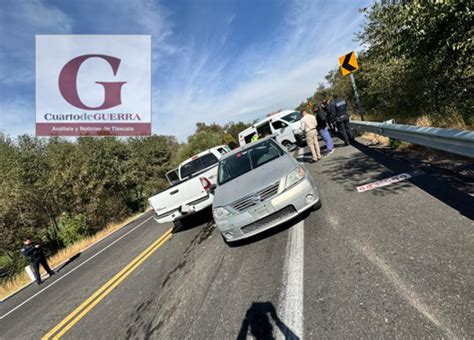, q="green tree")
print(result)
[358,0,473,123]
